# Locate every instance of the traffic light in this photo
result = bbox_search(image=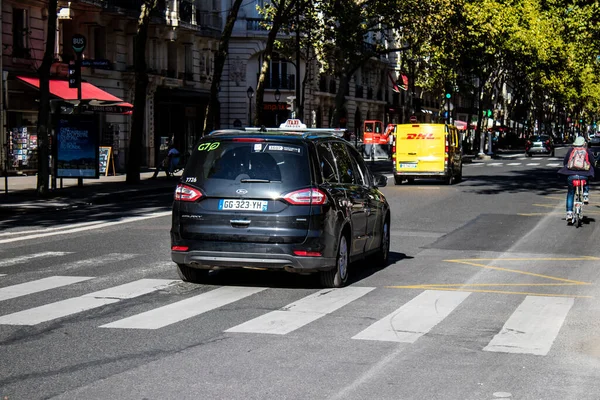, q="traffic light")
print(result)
[486,109,492,117]
[445,93,451,99]
[68,61,80,89]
